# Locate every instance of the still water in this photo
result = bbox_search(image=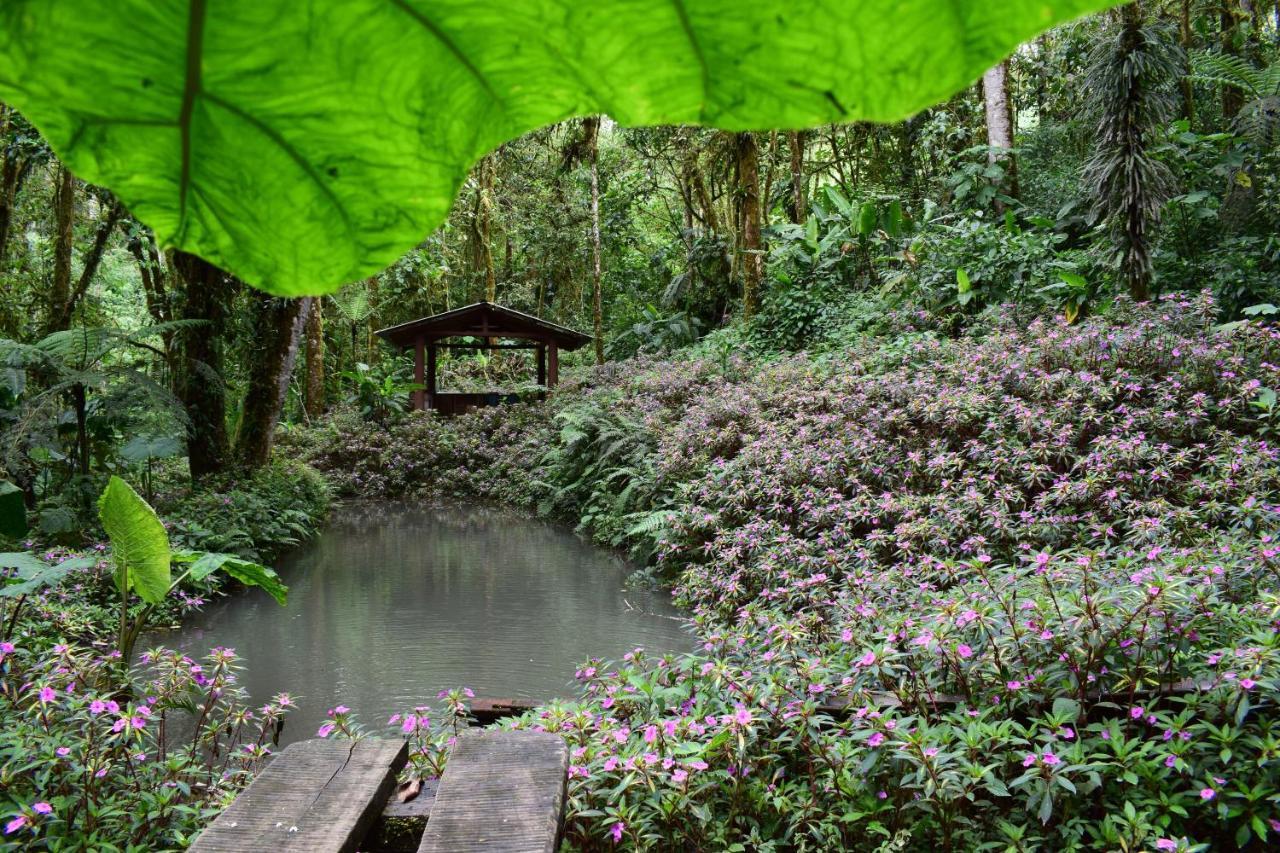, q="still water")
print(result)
[147,502,689,744]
